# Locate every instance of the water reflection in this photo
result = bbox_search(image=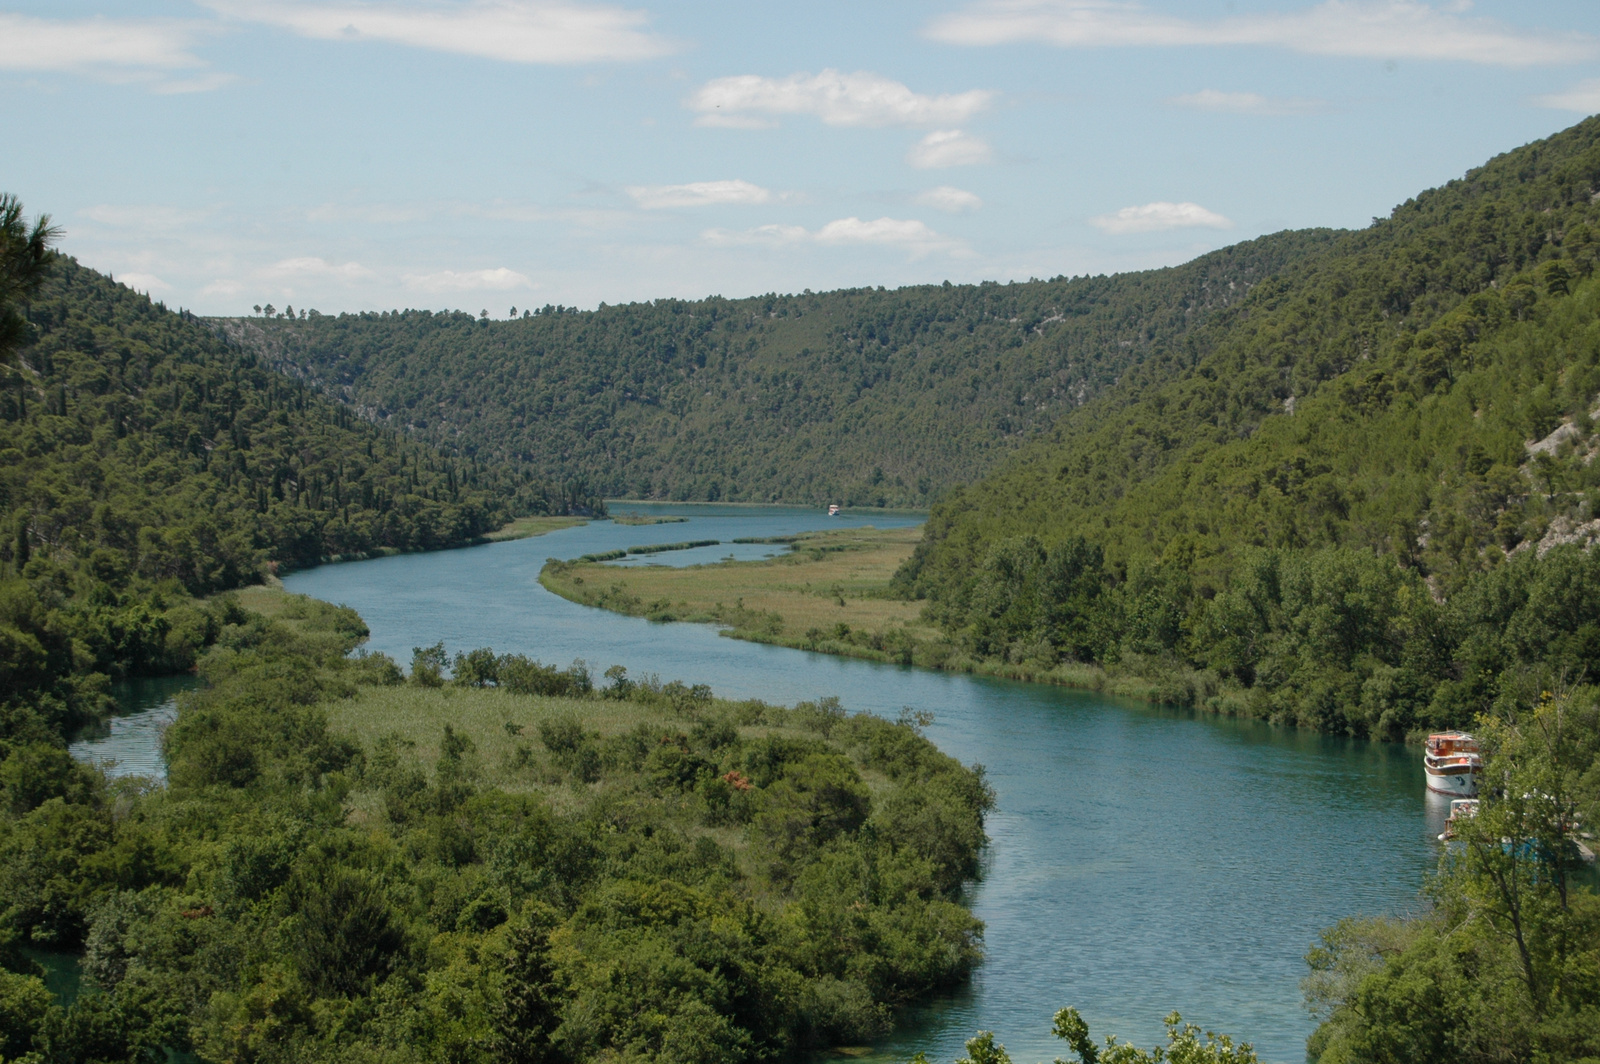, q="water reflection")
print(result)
[69,674,200,780]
